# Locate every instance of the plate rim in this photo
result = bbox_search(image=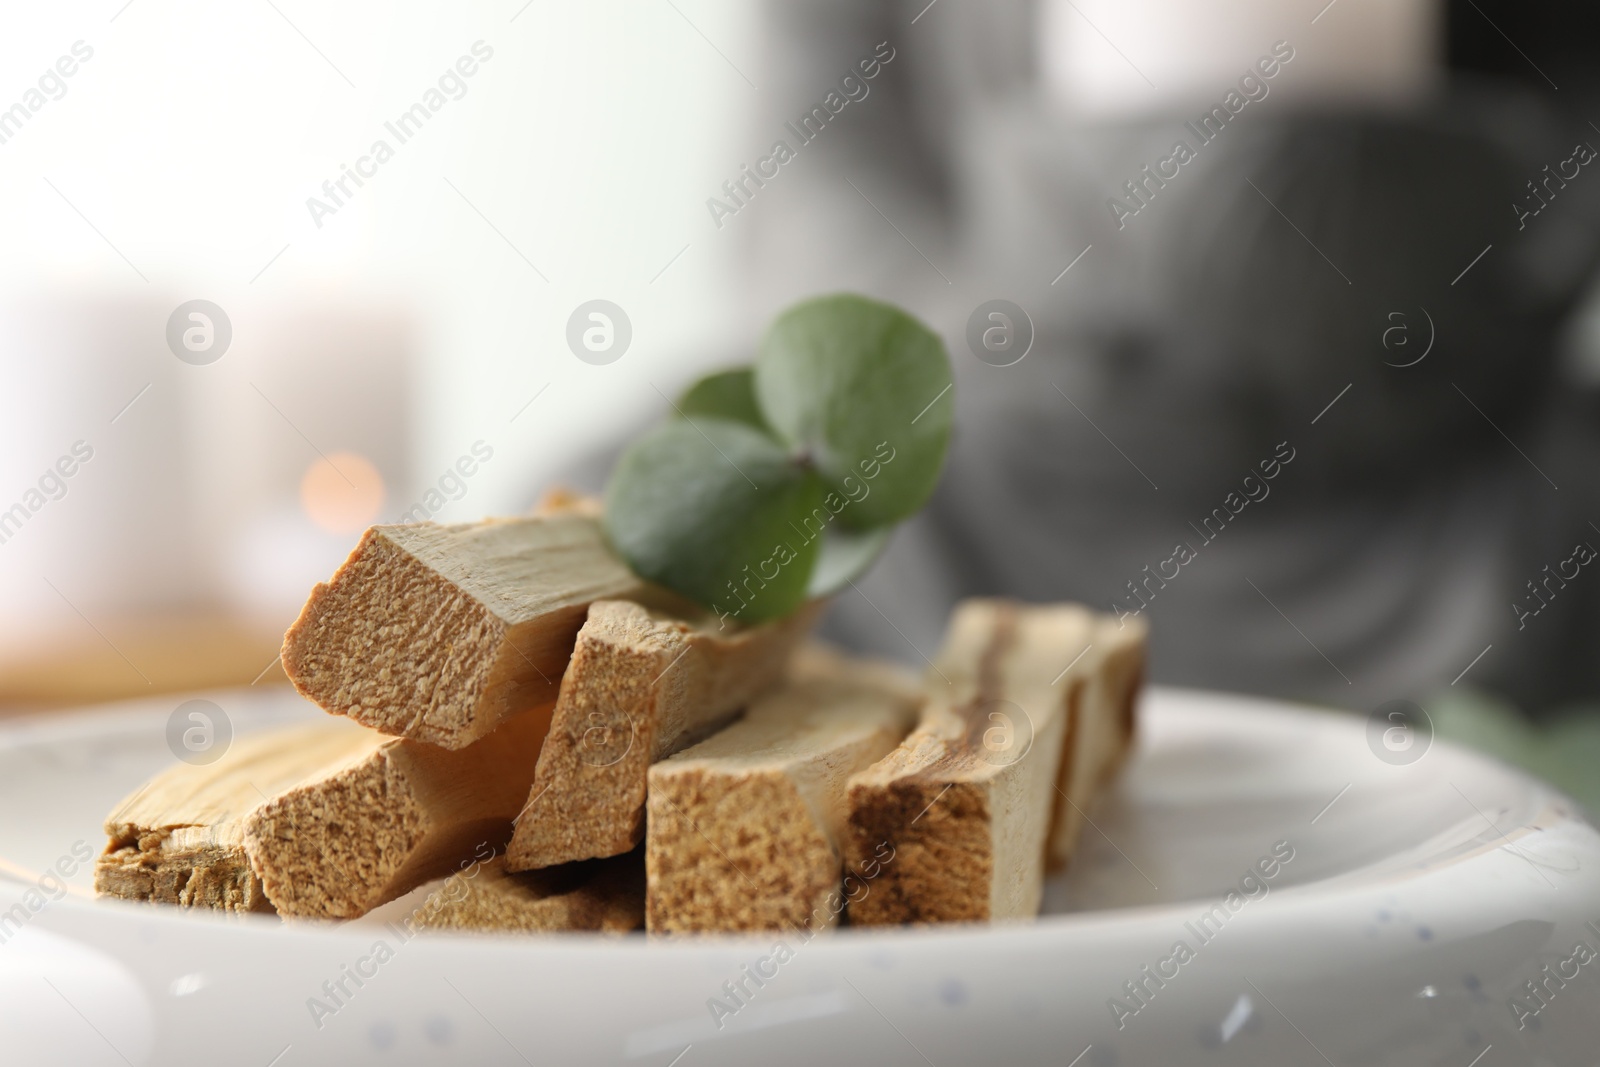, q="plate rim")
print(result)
[0,685,1588,951]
